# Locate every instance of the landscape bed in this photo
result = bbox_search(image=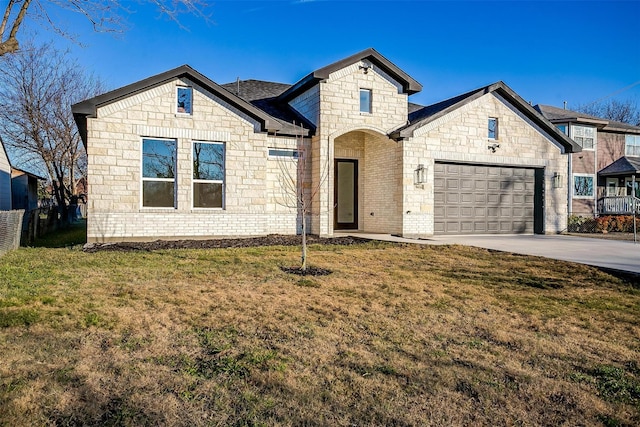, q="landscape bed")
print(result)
[1,237,639,426]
